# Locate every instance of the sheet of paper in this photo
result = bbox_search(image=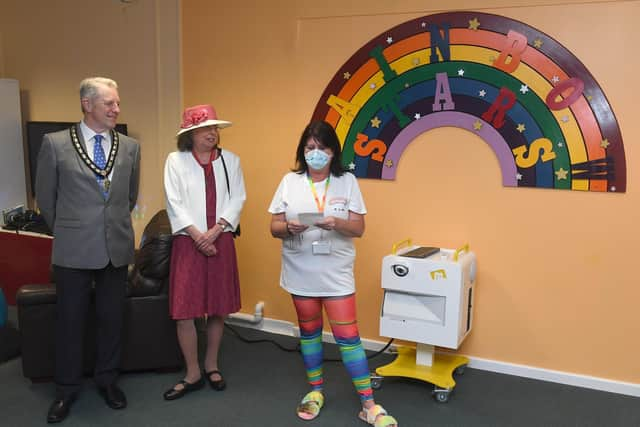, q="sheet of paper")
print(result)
[298,212,324,227]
